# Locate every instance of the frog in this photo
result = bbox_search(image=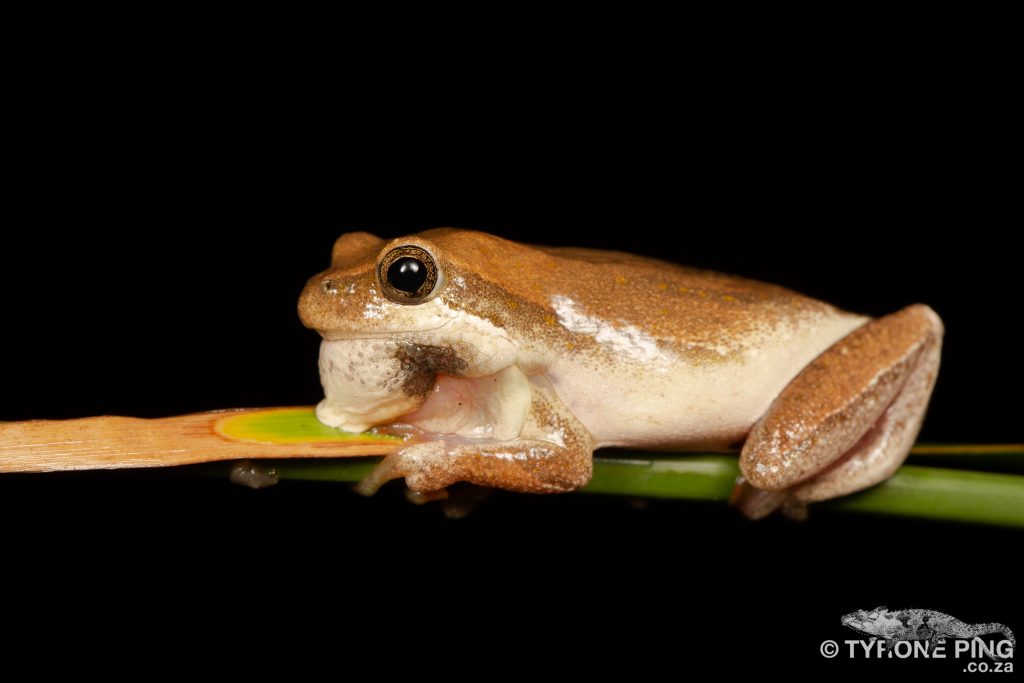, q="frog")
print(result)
[297,229,943,519]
